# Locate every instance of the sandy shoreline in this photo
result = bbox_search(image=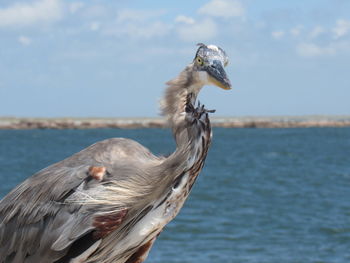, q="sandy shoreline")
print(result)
[1,116,350,129]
